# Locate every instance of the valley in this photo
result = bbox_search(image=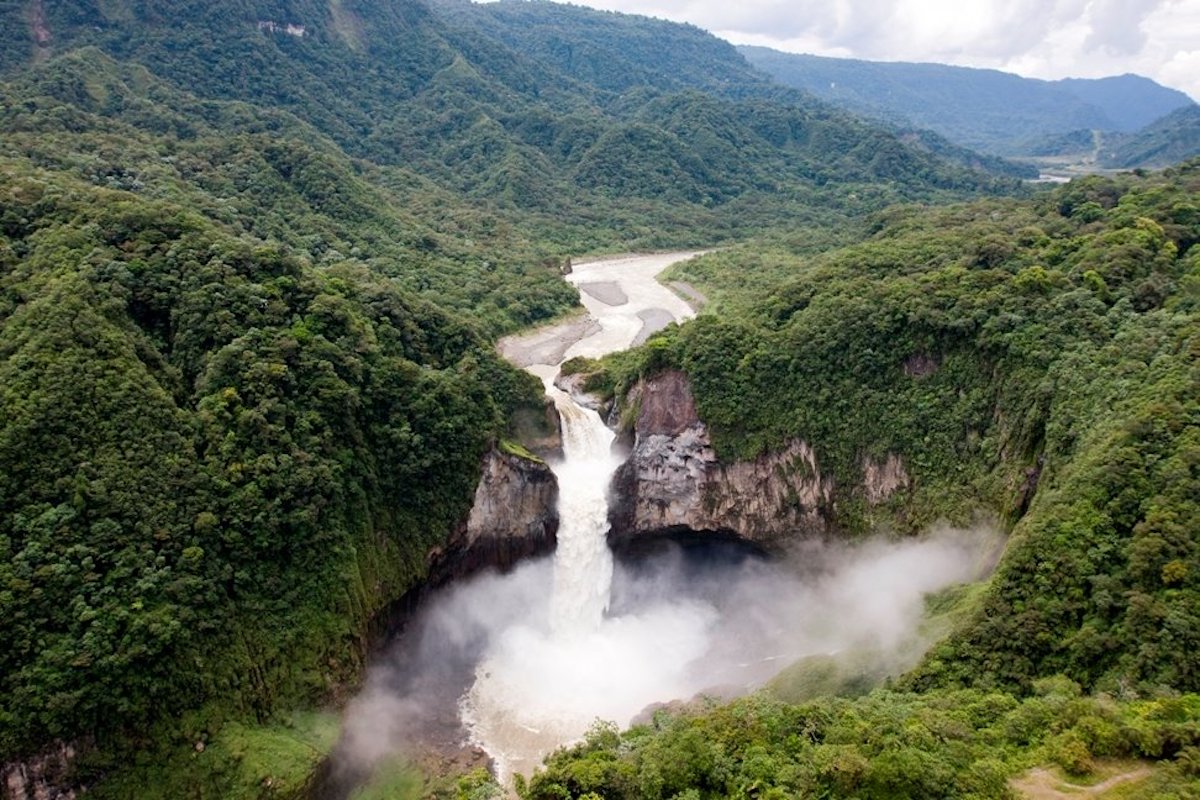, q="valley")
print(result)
[0,1,1198,799]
